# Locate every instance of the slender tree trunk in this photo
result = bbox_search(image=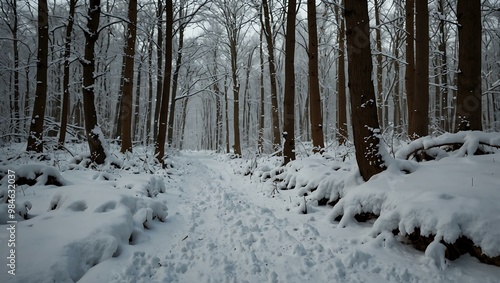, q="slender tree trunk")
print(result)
[374,0,384,128]
[27,0,49,152]
[409,0,429,138]
[258,29,265,154]
[120,0,138,153]
[153,0,163,141]
[345,0,385,181]
[146,30,154,145]
[133,59,142,142]
[11,0,20,140]
[438,0,449,132]
[261,0,281,151]
[81,0,106,164]
[224,75,230,153]
[307,0,324,153]
[455,0,482,131]
[154,0,173,164]
[335,1,348,145]
[282,0,296,164]
[230,39,242,156]
[168,9,185,146]
[405,0,415,137]
[58,0,77,147]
